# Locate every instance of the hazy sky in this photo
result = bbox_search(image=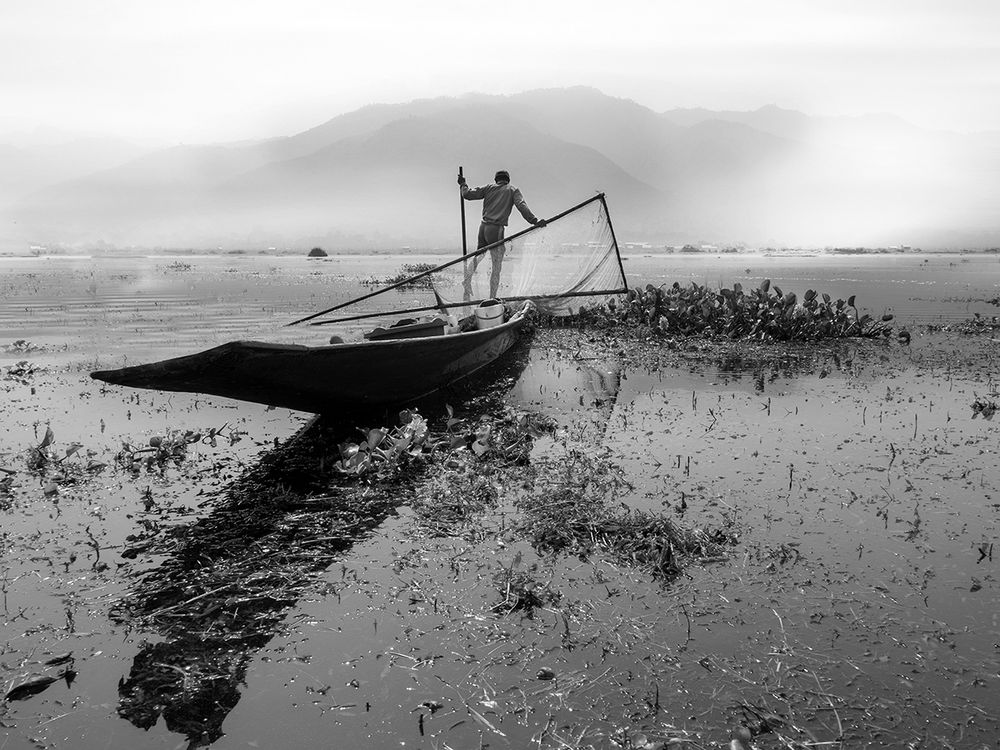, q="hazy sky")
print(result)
[3,0,998,144]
